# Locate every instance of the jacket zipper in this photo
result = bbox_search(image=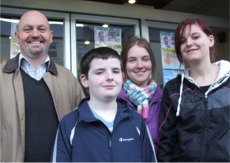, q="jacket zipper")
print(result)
[200,94,208,161]
[108,135,113,161]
